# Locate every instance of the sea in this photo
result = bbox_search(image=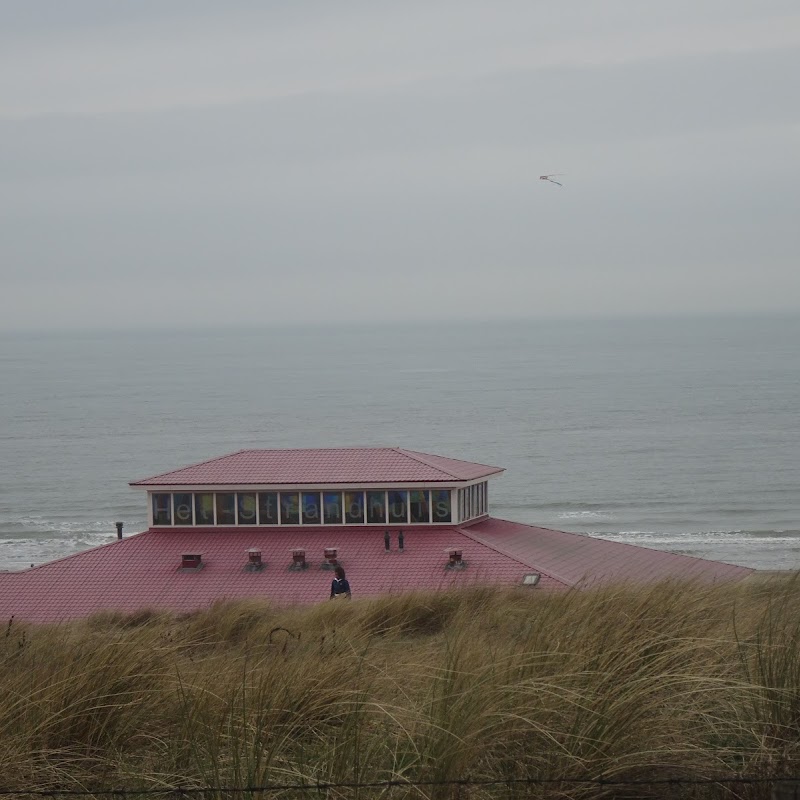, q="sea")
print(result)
[1,314,798,573]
